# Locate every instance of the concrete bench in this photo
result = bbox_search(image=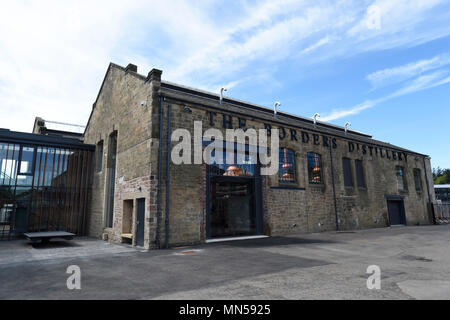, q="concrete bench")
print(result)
[23,231,76,244]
